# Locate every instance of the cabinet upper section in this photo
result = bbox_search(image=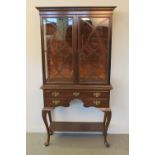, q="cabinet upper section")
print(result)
[37,7,116,85]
